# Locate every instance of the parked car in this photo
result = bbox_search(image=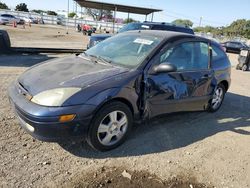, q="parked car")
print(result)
[221,41,249,54]
[77,24,96,36]
[21,16,39,24]
[57,17,64,25]
[236,49,250,71]
[87,21,194,48]
[9,31,231,151]
[0,16,9,25]
[0,14,20,24]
